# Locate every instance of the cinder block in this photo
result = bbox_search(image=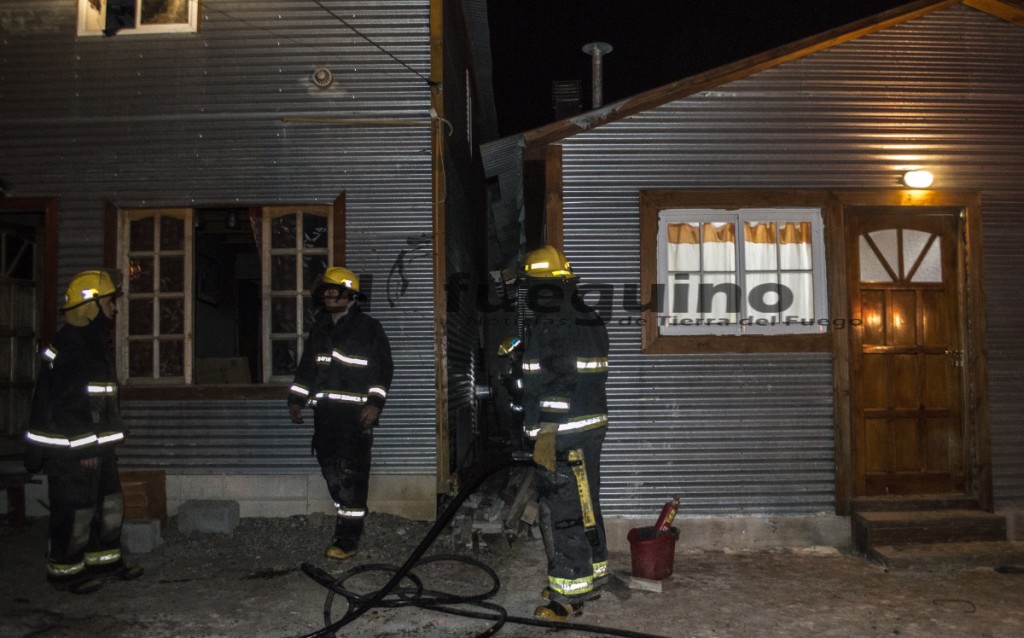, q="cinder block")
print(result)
[177,499,240,535]
[122,518,163,553]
